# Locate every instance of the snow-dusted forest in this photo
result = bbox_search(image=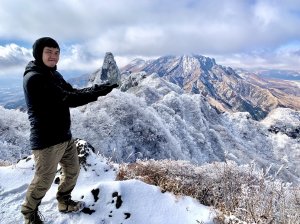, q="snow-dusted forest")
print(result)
[1,73,299,184]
